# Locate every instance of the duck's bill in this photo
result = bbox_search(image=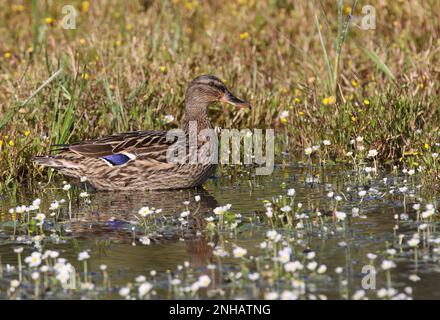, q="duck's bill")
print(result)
[221,90,251,109]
